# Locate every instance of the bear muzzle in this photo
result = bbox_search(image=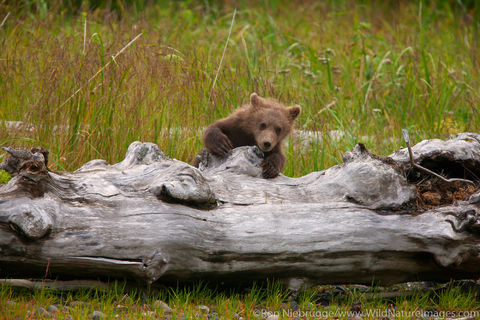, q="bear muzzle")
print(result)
[256,130,277,152]
[259,139,275,152]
